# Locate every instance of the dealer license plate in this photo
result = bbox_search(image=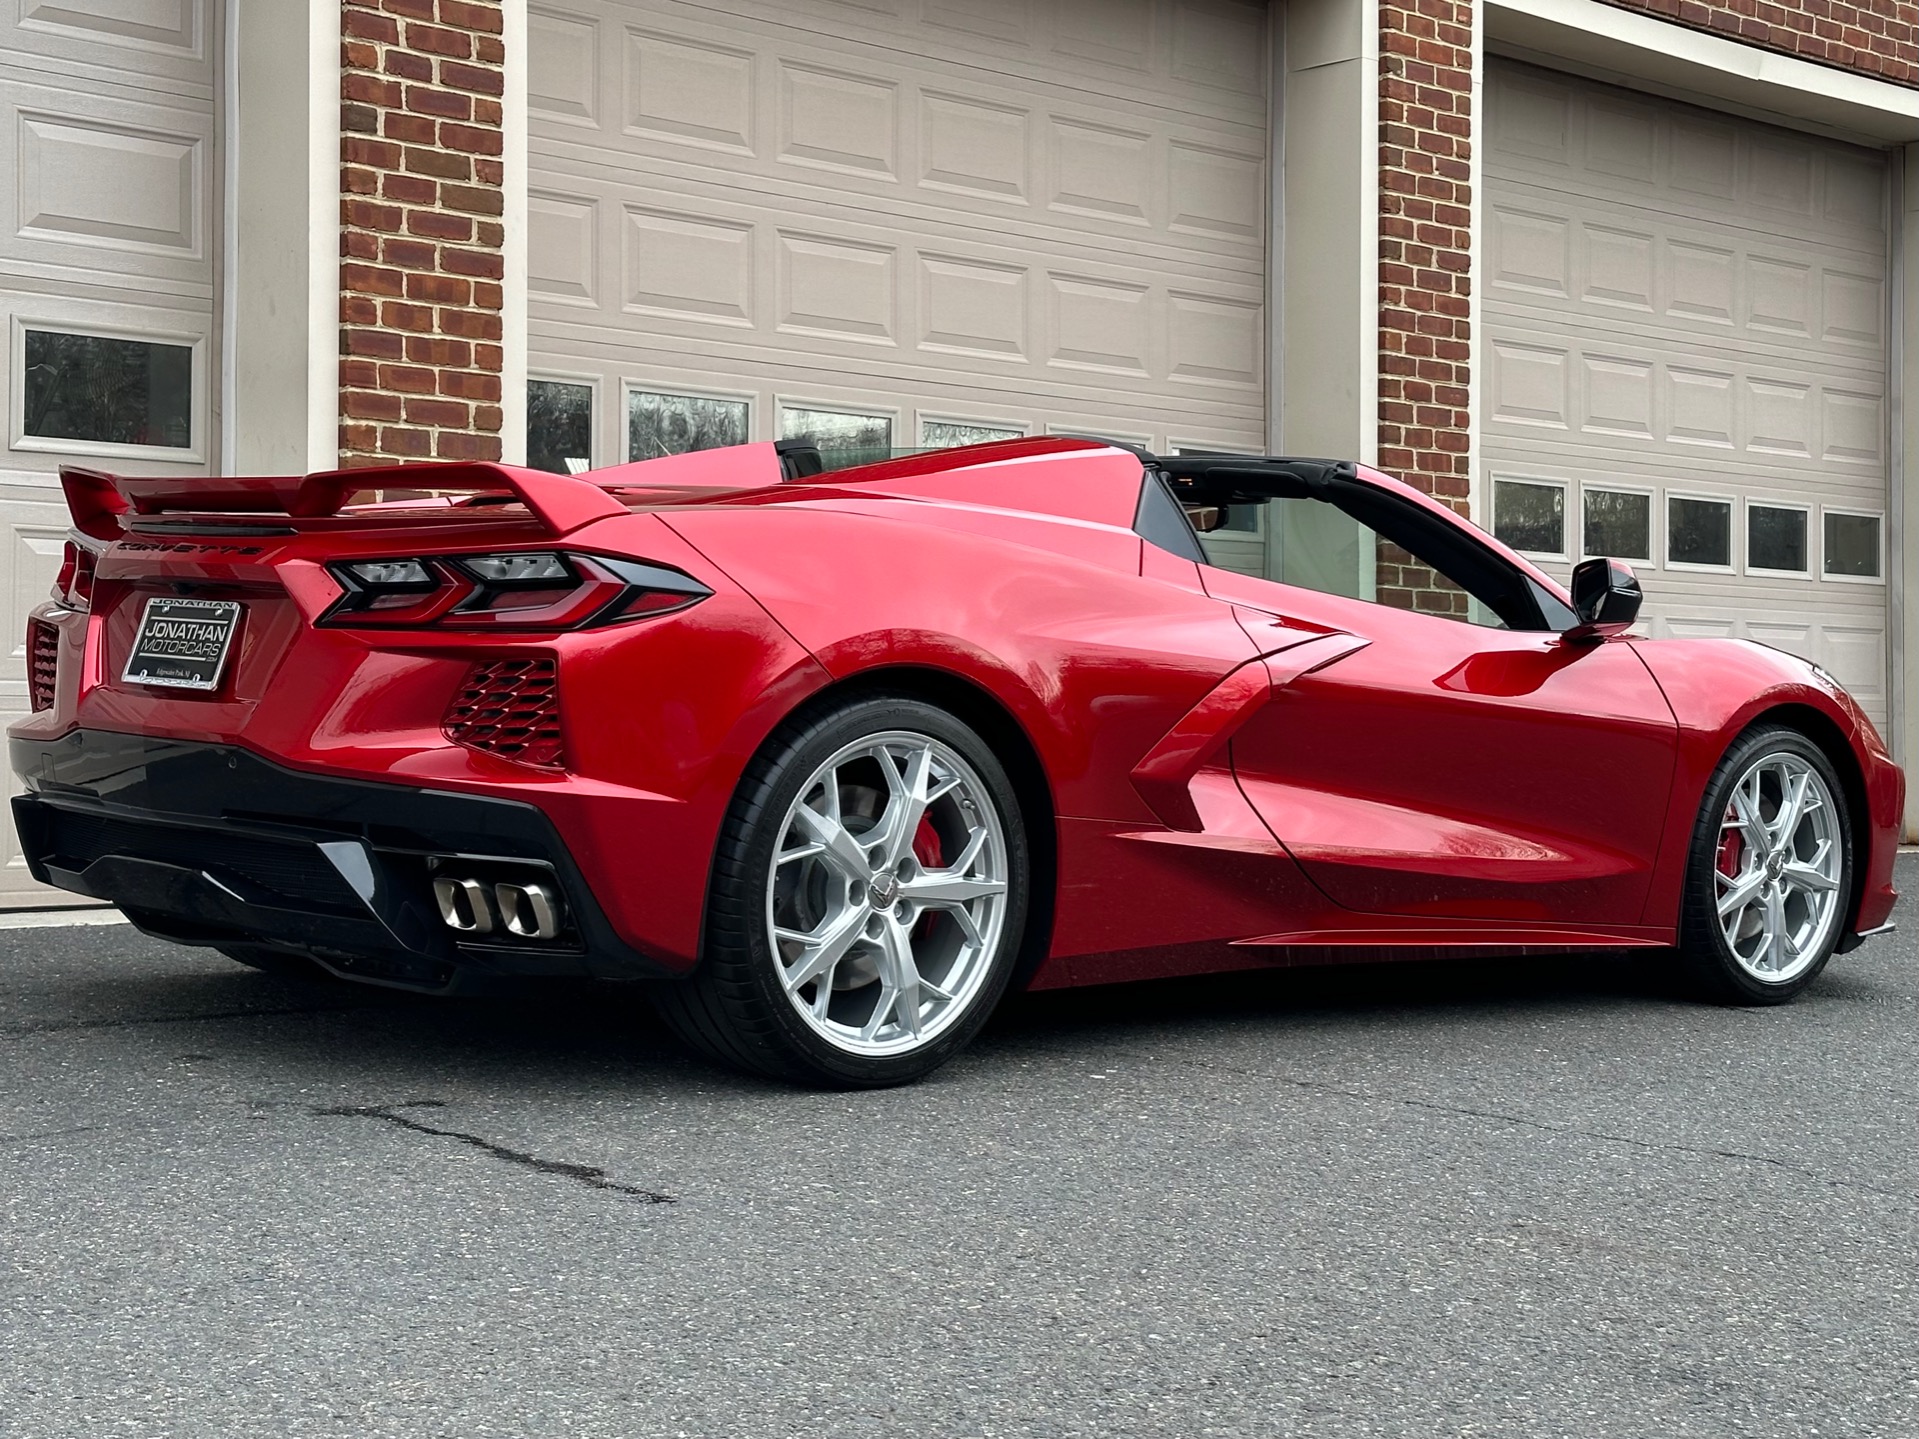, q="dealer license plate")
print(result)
[122,596,242,691]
